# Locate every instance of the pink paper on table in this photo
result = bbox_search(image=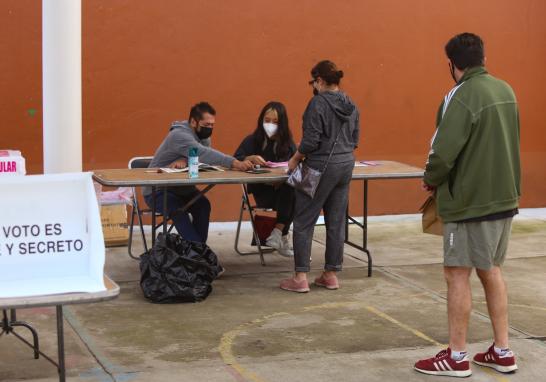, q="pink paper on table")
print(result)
[265,161,289,168]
